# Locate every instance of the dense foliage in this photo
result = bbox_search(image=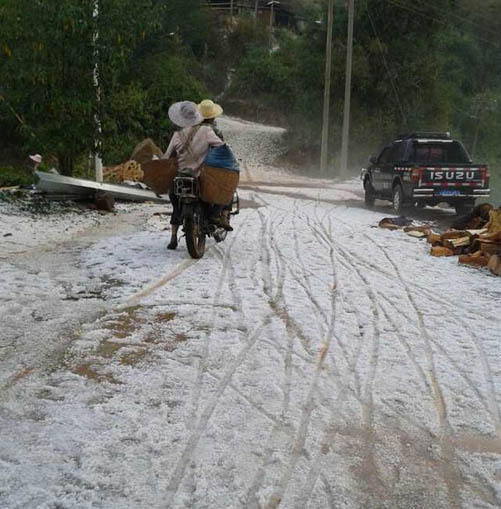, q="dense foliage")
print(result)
[230,2,501,173]
[0,0,207,176]
[0,0,500,201]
